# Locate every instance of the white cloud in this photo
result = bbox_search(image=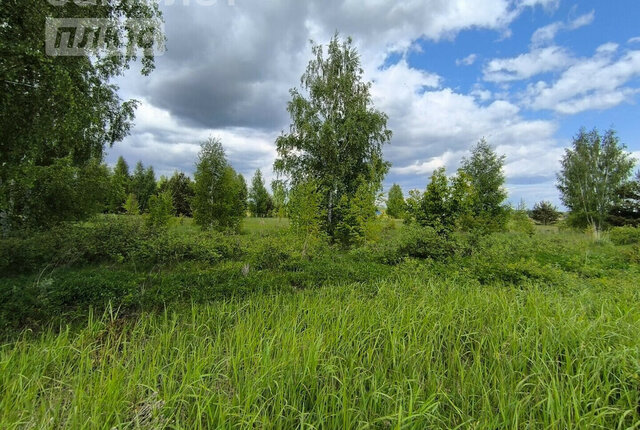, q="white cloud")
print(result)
[525,44,640,114]
[530,10,594,47]
[456,53,478,66]
[112,0,569,200]
[484,46,573,82]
